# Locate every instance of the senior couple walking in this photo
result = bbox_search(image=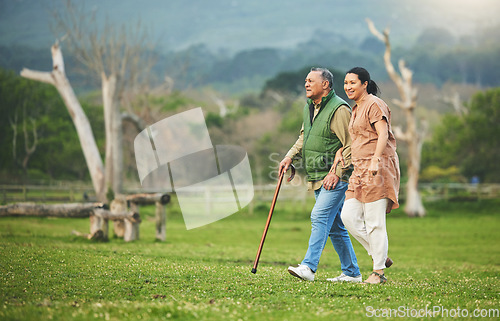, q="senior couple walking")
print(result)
[279,67,400,285]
